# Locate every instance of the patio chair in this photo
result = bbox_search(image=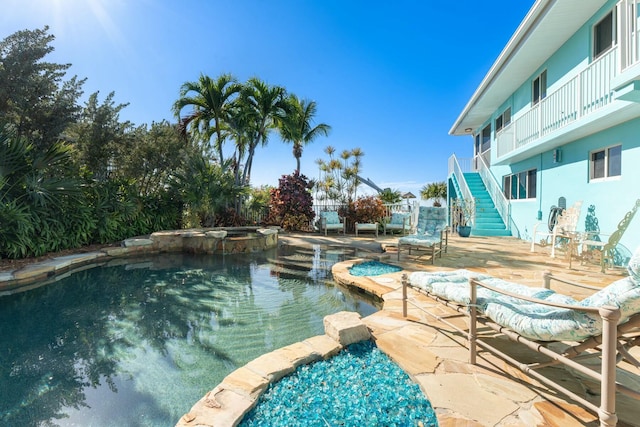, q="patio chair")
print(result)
[355,222,378,237]
[530,200,583,258]
[401,249,640,427]
[581,199,640,273]
[397,206,449,264]
[383,212,411,235]
[318,211,345,236]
